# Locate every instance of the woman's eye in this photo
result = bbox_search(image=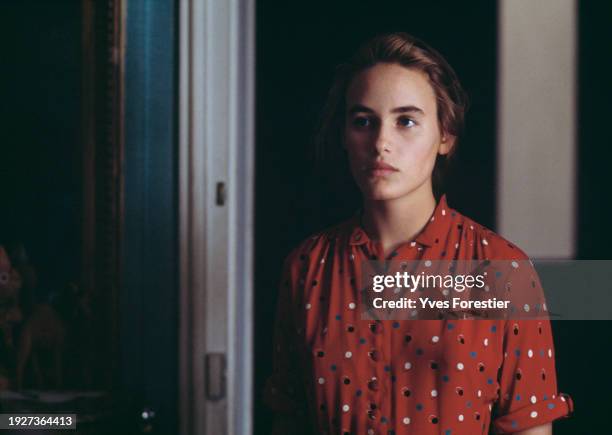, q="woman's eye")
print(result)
[352,117,371,127]
[398,117,416,128]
